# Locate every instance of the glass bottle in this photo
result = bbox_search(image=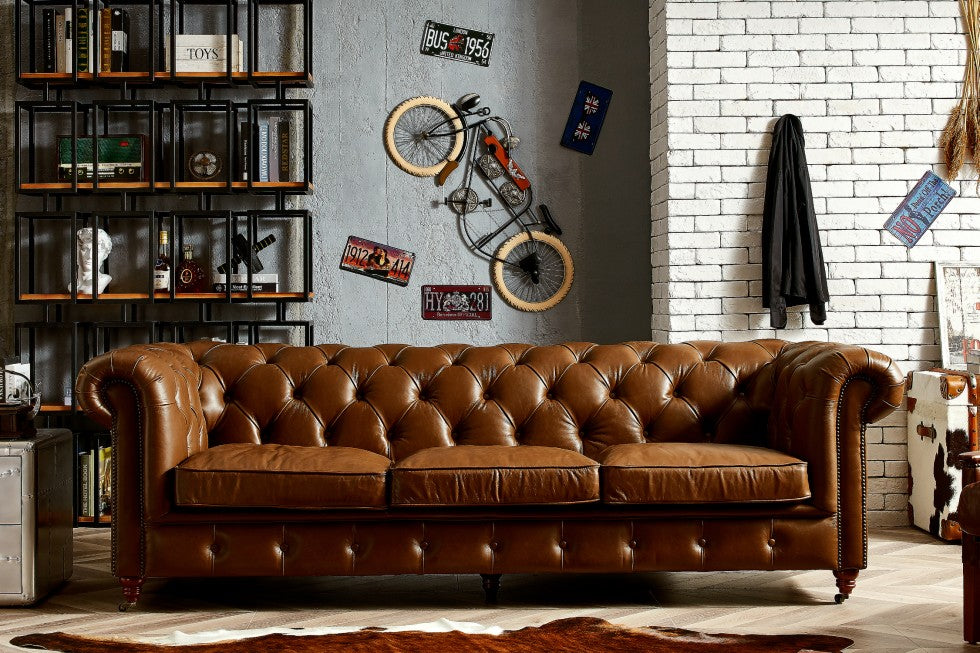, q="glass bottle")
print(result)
[153,230,171,292]
[176,244,206,293]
